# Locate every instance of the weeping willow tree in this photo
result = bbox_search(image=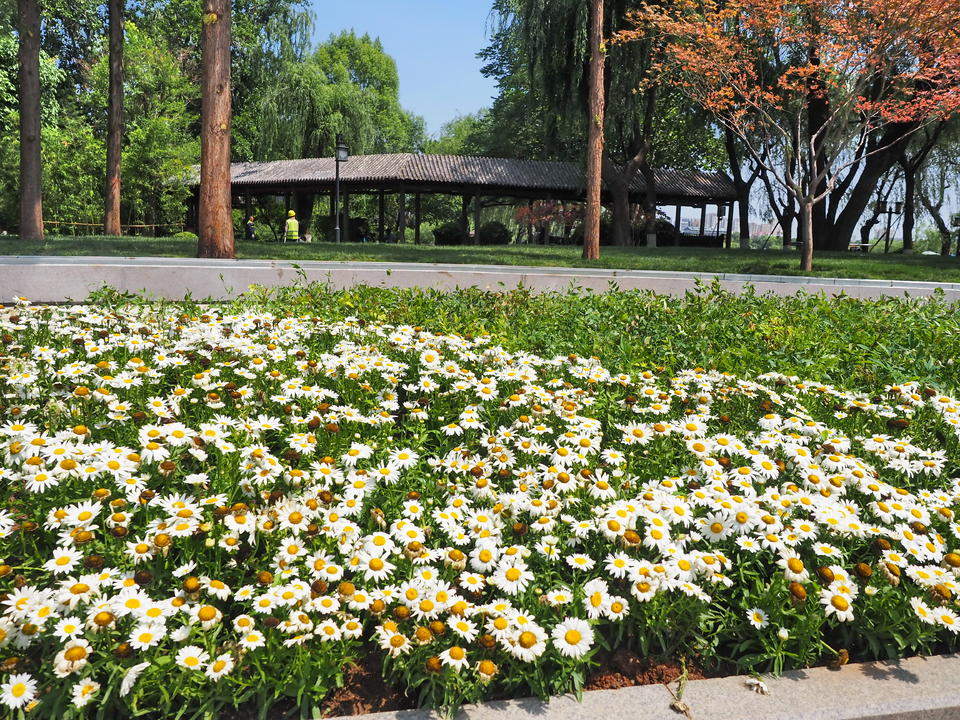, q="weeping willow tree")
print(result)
[255,31,422,235]
[489,0,723,246]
